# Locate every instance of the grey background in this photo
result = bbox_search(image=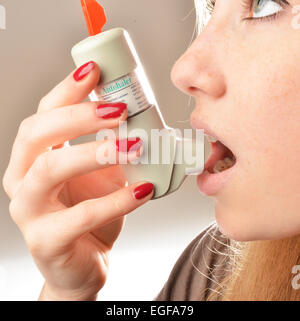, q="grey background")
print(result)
[0,0,214,300]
